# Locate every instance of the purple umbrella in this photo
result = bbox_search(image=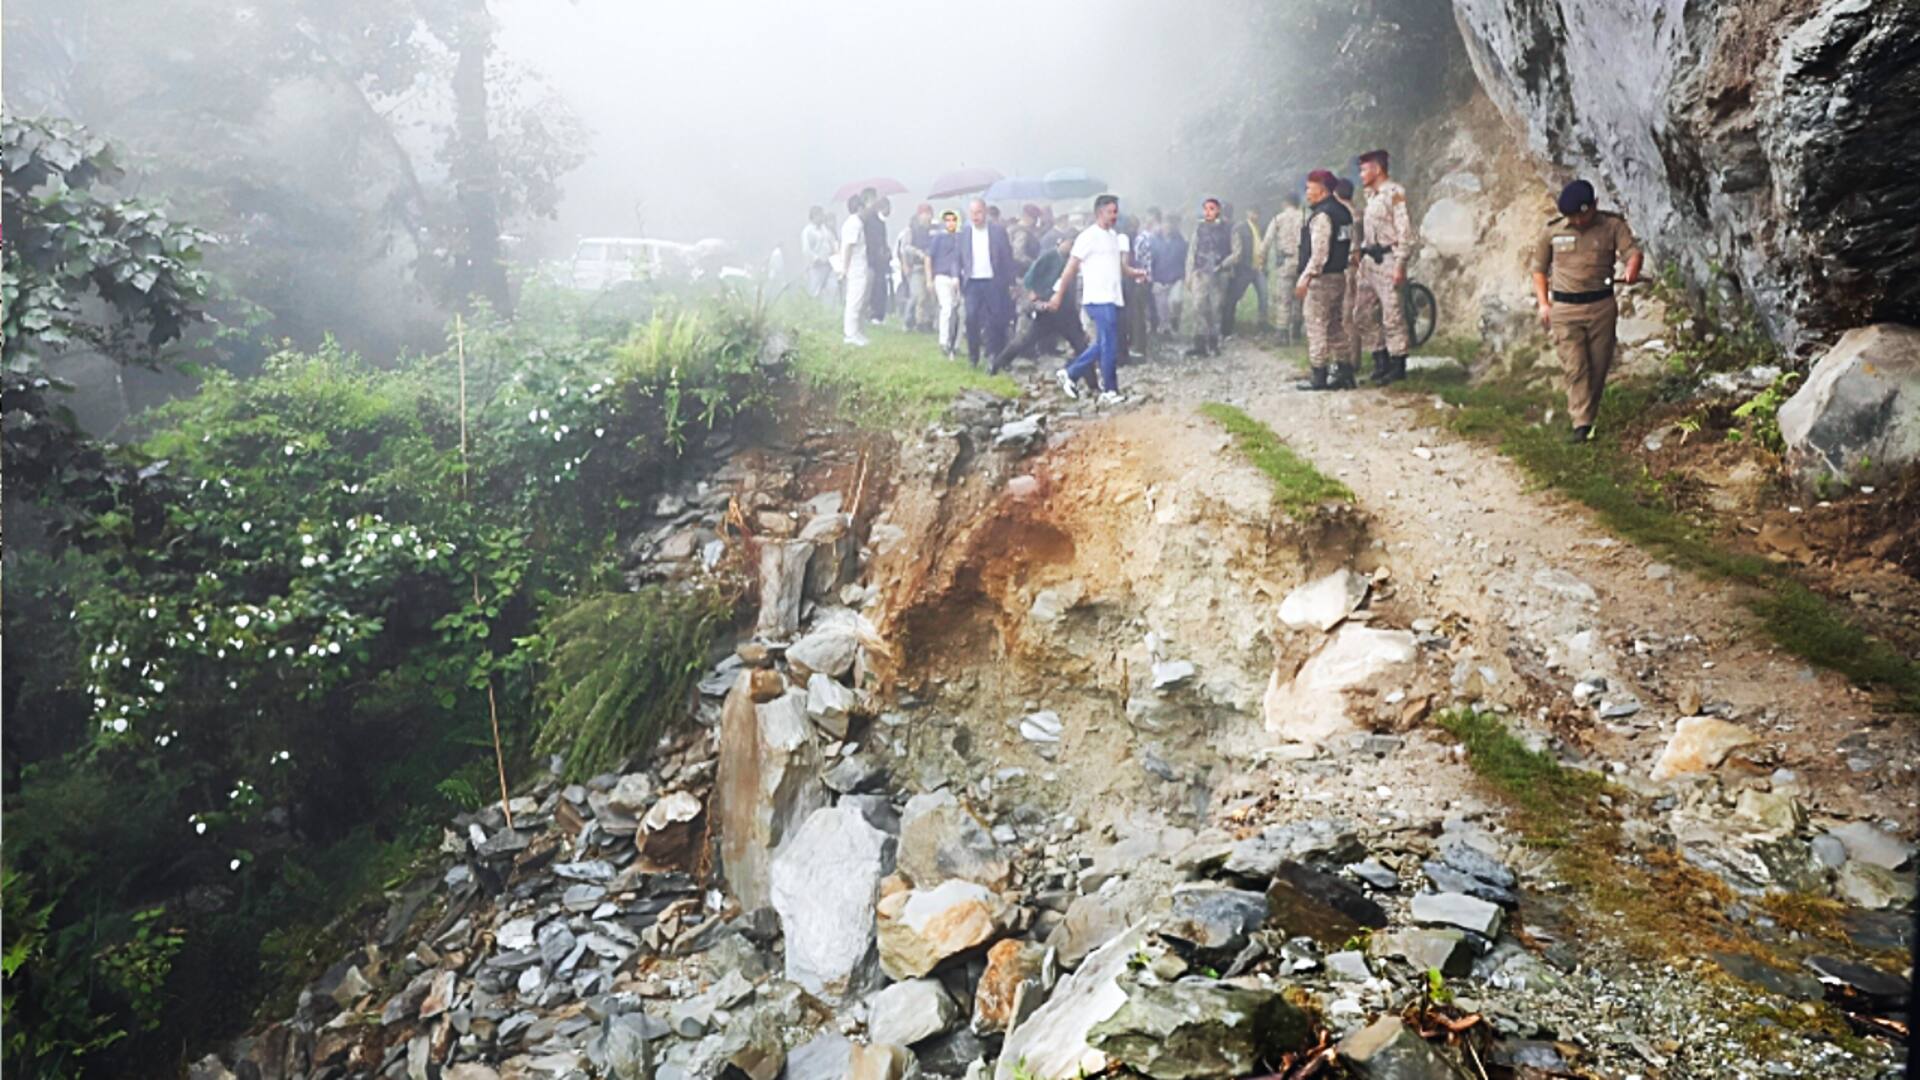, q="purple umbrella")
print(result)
[832,176,908,202]
[926,167,1004,199]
